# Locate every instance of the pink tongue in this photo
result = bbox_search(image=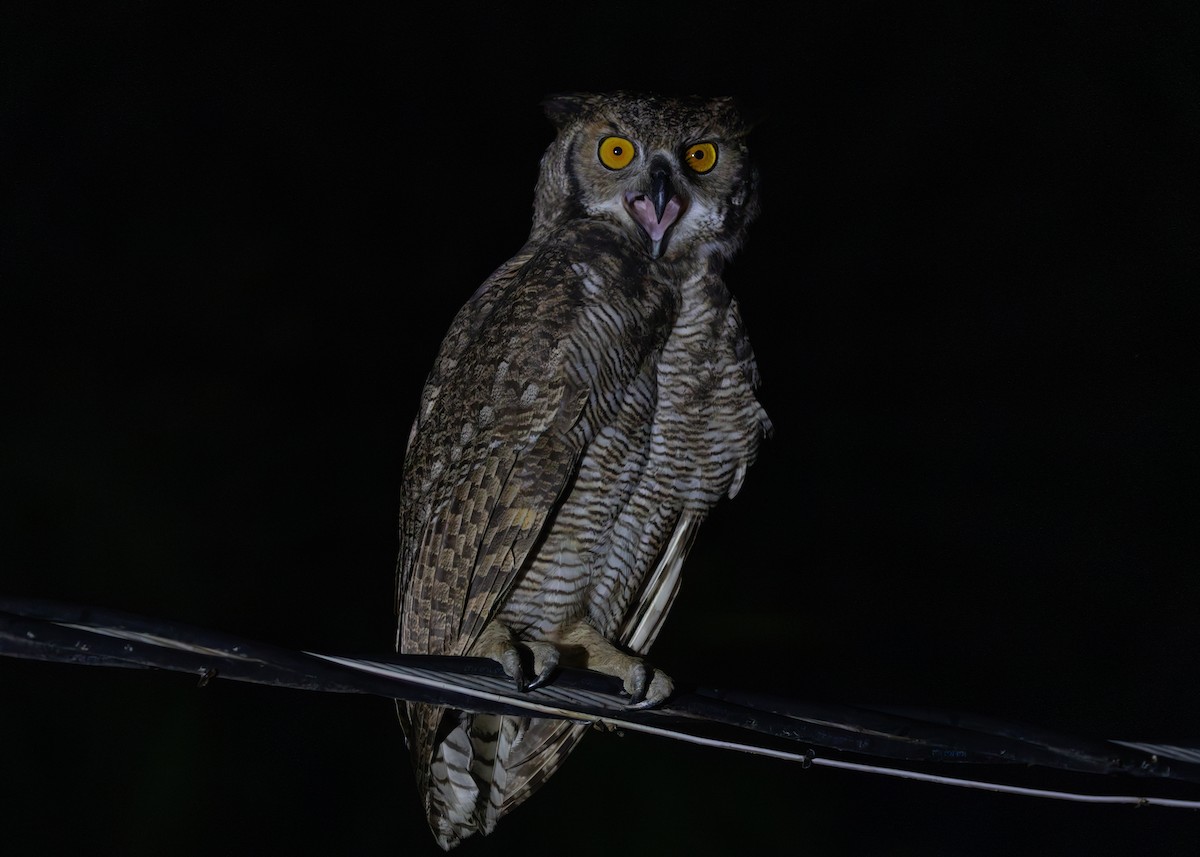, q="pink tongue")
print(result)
[629,195,682,242]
